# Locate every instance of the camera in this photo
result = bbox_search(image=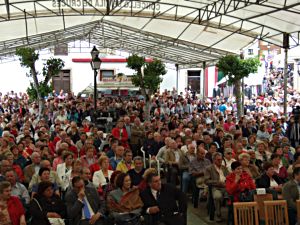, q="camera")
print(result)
[292,106,300,121]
